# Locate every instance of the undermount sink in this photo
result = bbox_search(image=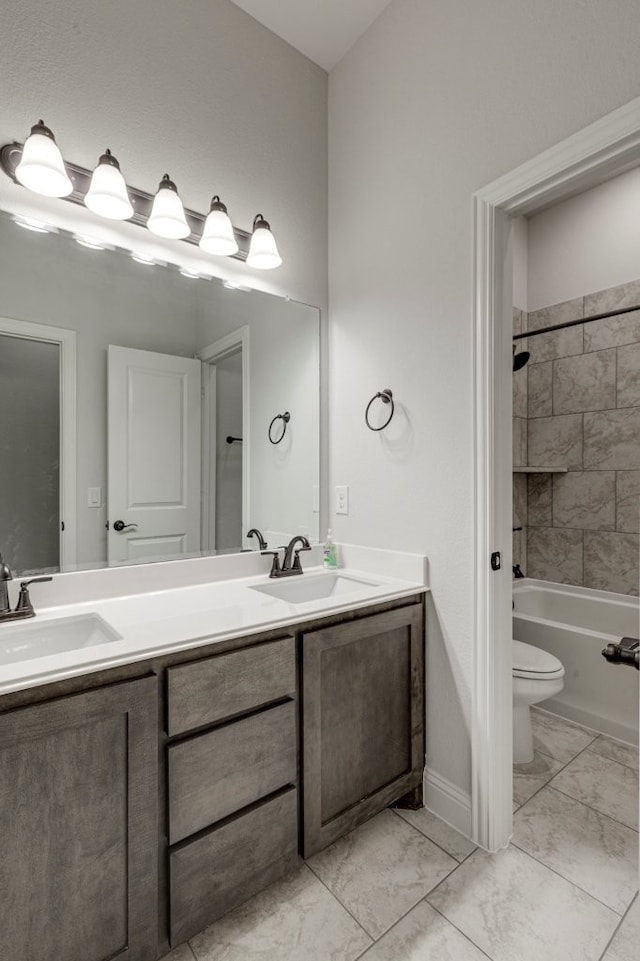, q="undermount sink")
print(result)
[250,572,380,605]
[0,613,122,665]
